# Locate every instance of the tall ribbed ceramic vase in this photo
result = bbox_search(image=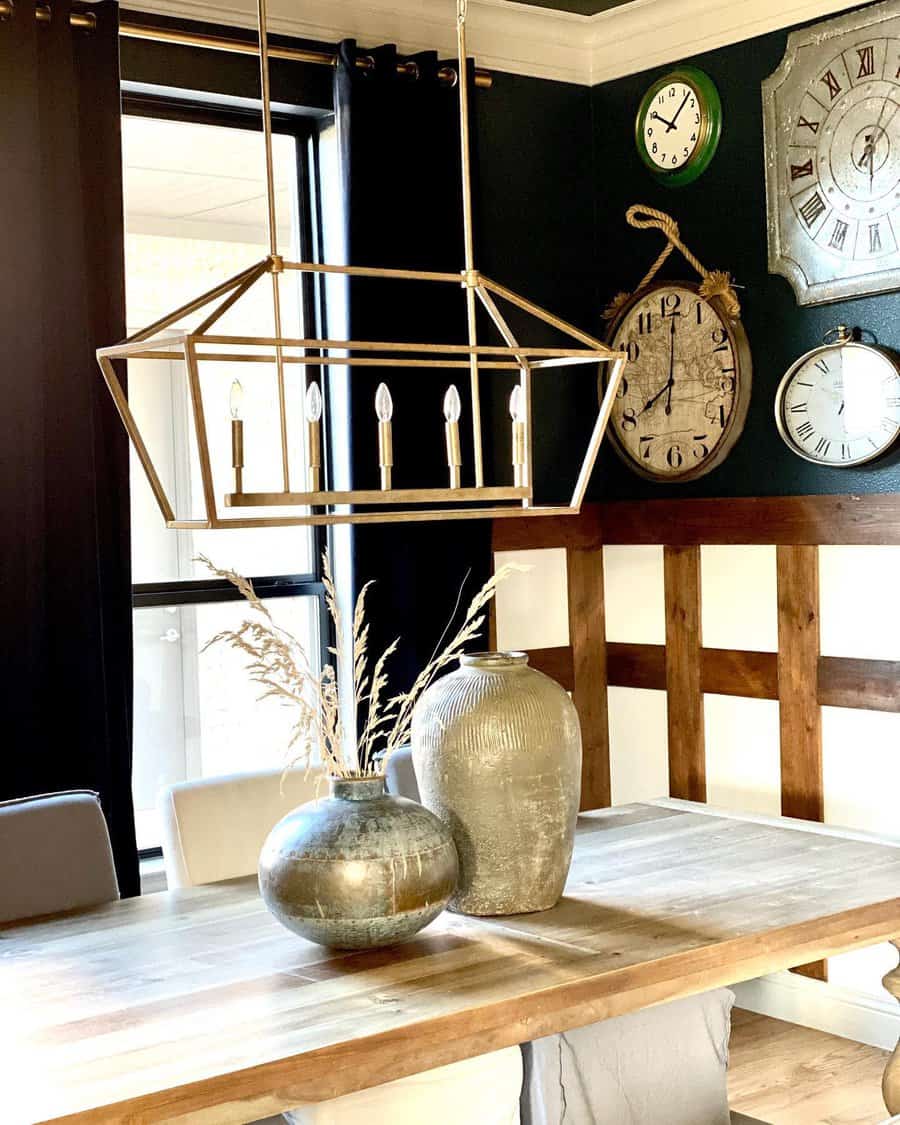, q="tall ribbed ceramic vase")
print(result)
[412,652,581,916]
